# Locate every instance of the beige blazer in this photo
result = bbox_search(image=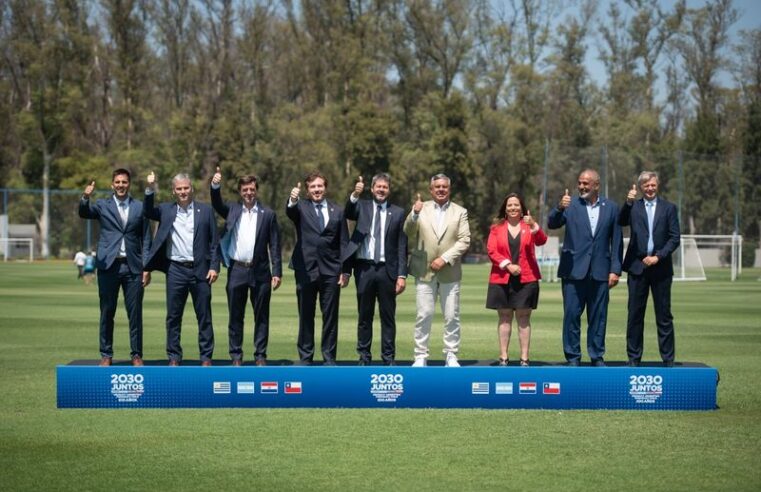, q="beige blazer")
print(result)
[404,200,471,282]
